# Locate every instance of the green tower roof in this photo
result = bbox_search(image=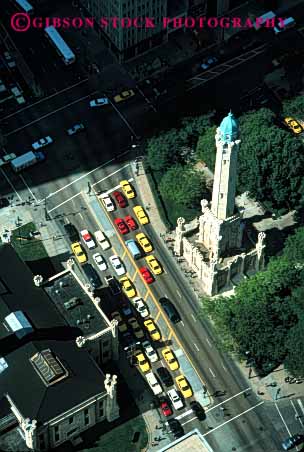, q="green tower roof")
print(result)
[219,111,239,143]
